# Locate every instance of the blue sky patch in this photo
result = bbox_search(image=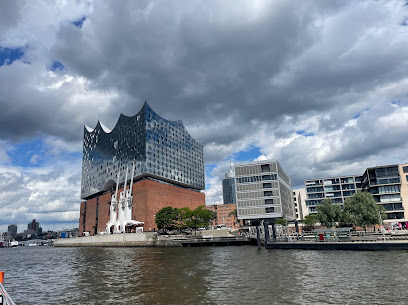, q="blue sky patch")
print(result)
[296,130,315,137]
[205,163,217,179]
[232,145,262,161]
[353,113,360,119]
[6,138,82,168]
[0,46,25,66]
[7,138,44,167]
[49,60,65,71]
[72,16,86,28]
